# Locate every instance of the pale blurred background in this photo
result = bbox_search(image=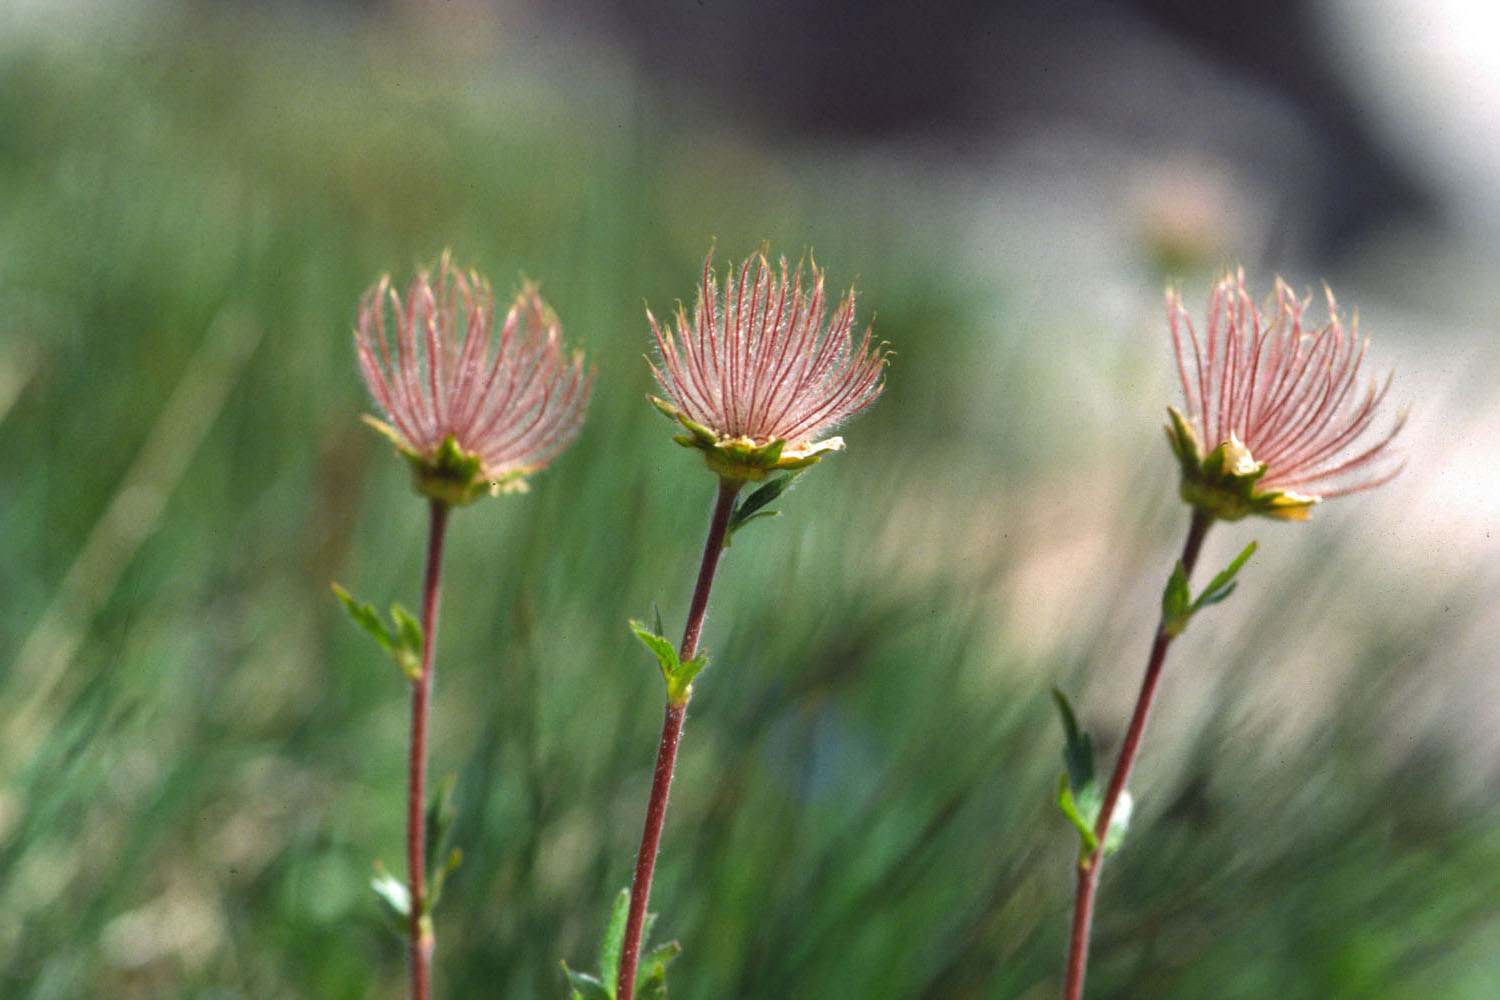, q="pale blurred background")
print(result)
[1,1,1497,997]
